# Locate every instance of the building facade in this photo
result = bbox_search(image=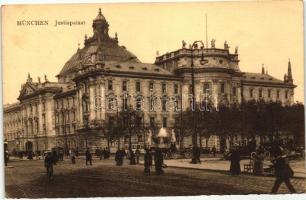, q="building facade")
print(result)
[3,9,296,153]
